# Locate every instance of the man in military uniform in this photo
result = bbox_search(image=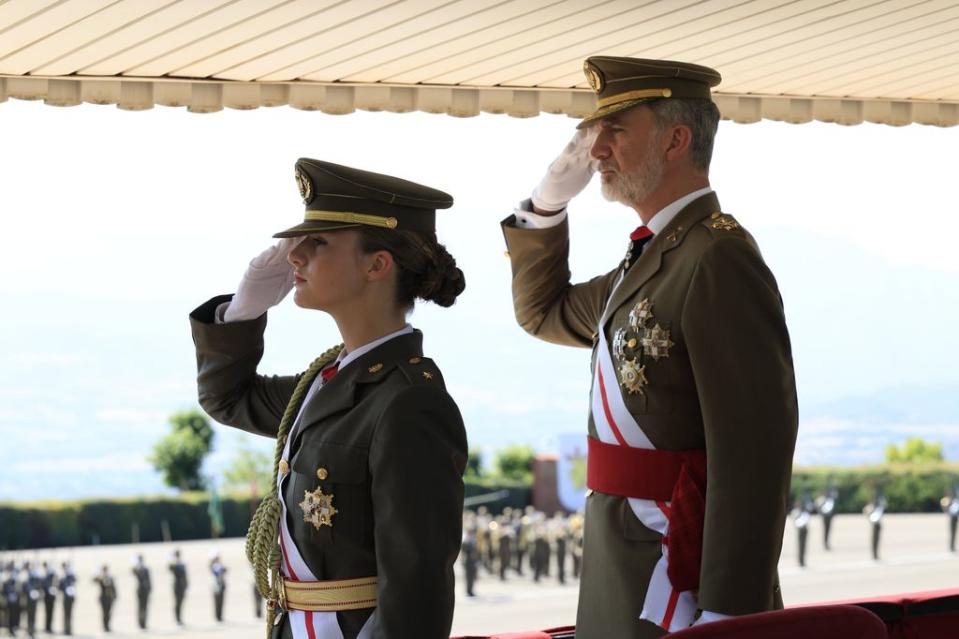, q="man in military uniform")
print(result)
[502,56,798,637]
[168,550,188,625]
[460,527,480,597]
[58,563,75,636]
[942,485,959,552]
[790,495,814,568]
[21,562,41,638]
[864,491,886,561]
[2,563,19,636]
[816,485,838,550]
[92,565,117,633]
[40,562,56,634]
[132,554,151,630]
[210,554,227,622]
